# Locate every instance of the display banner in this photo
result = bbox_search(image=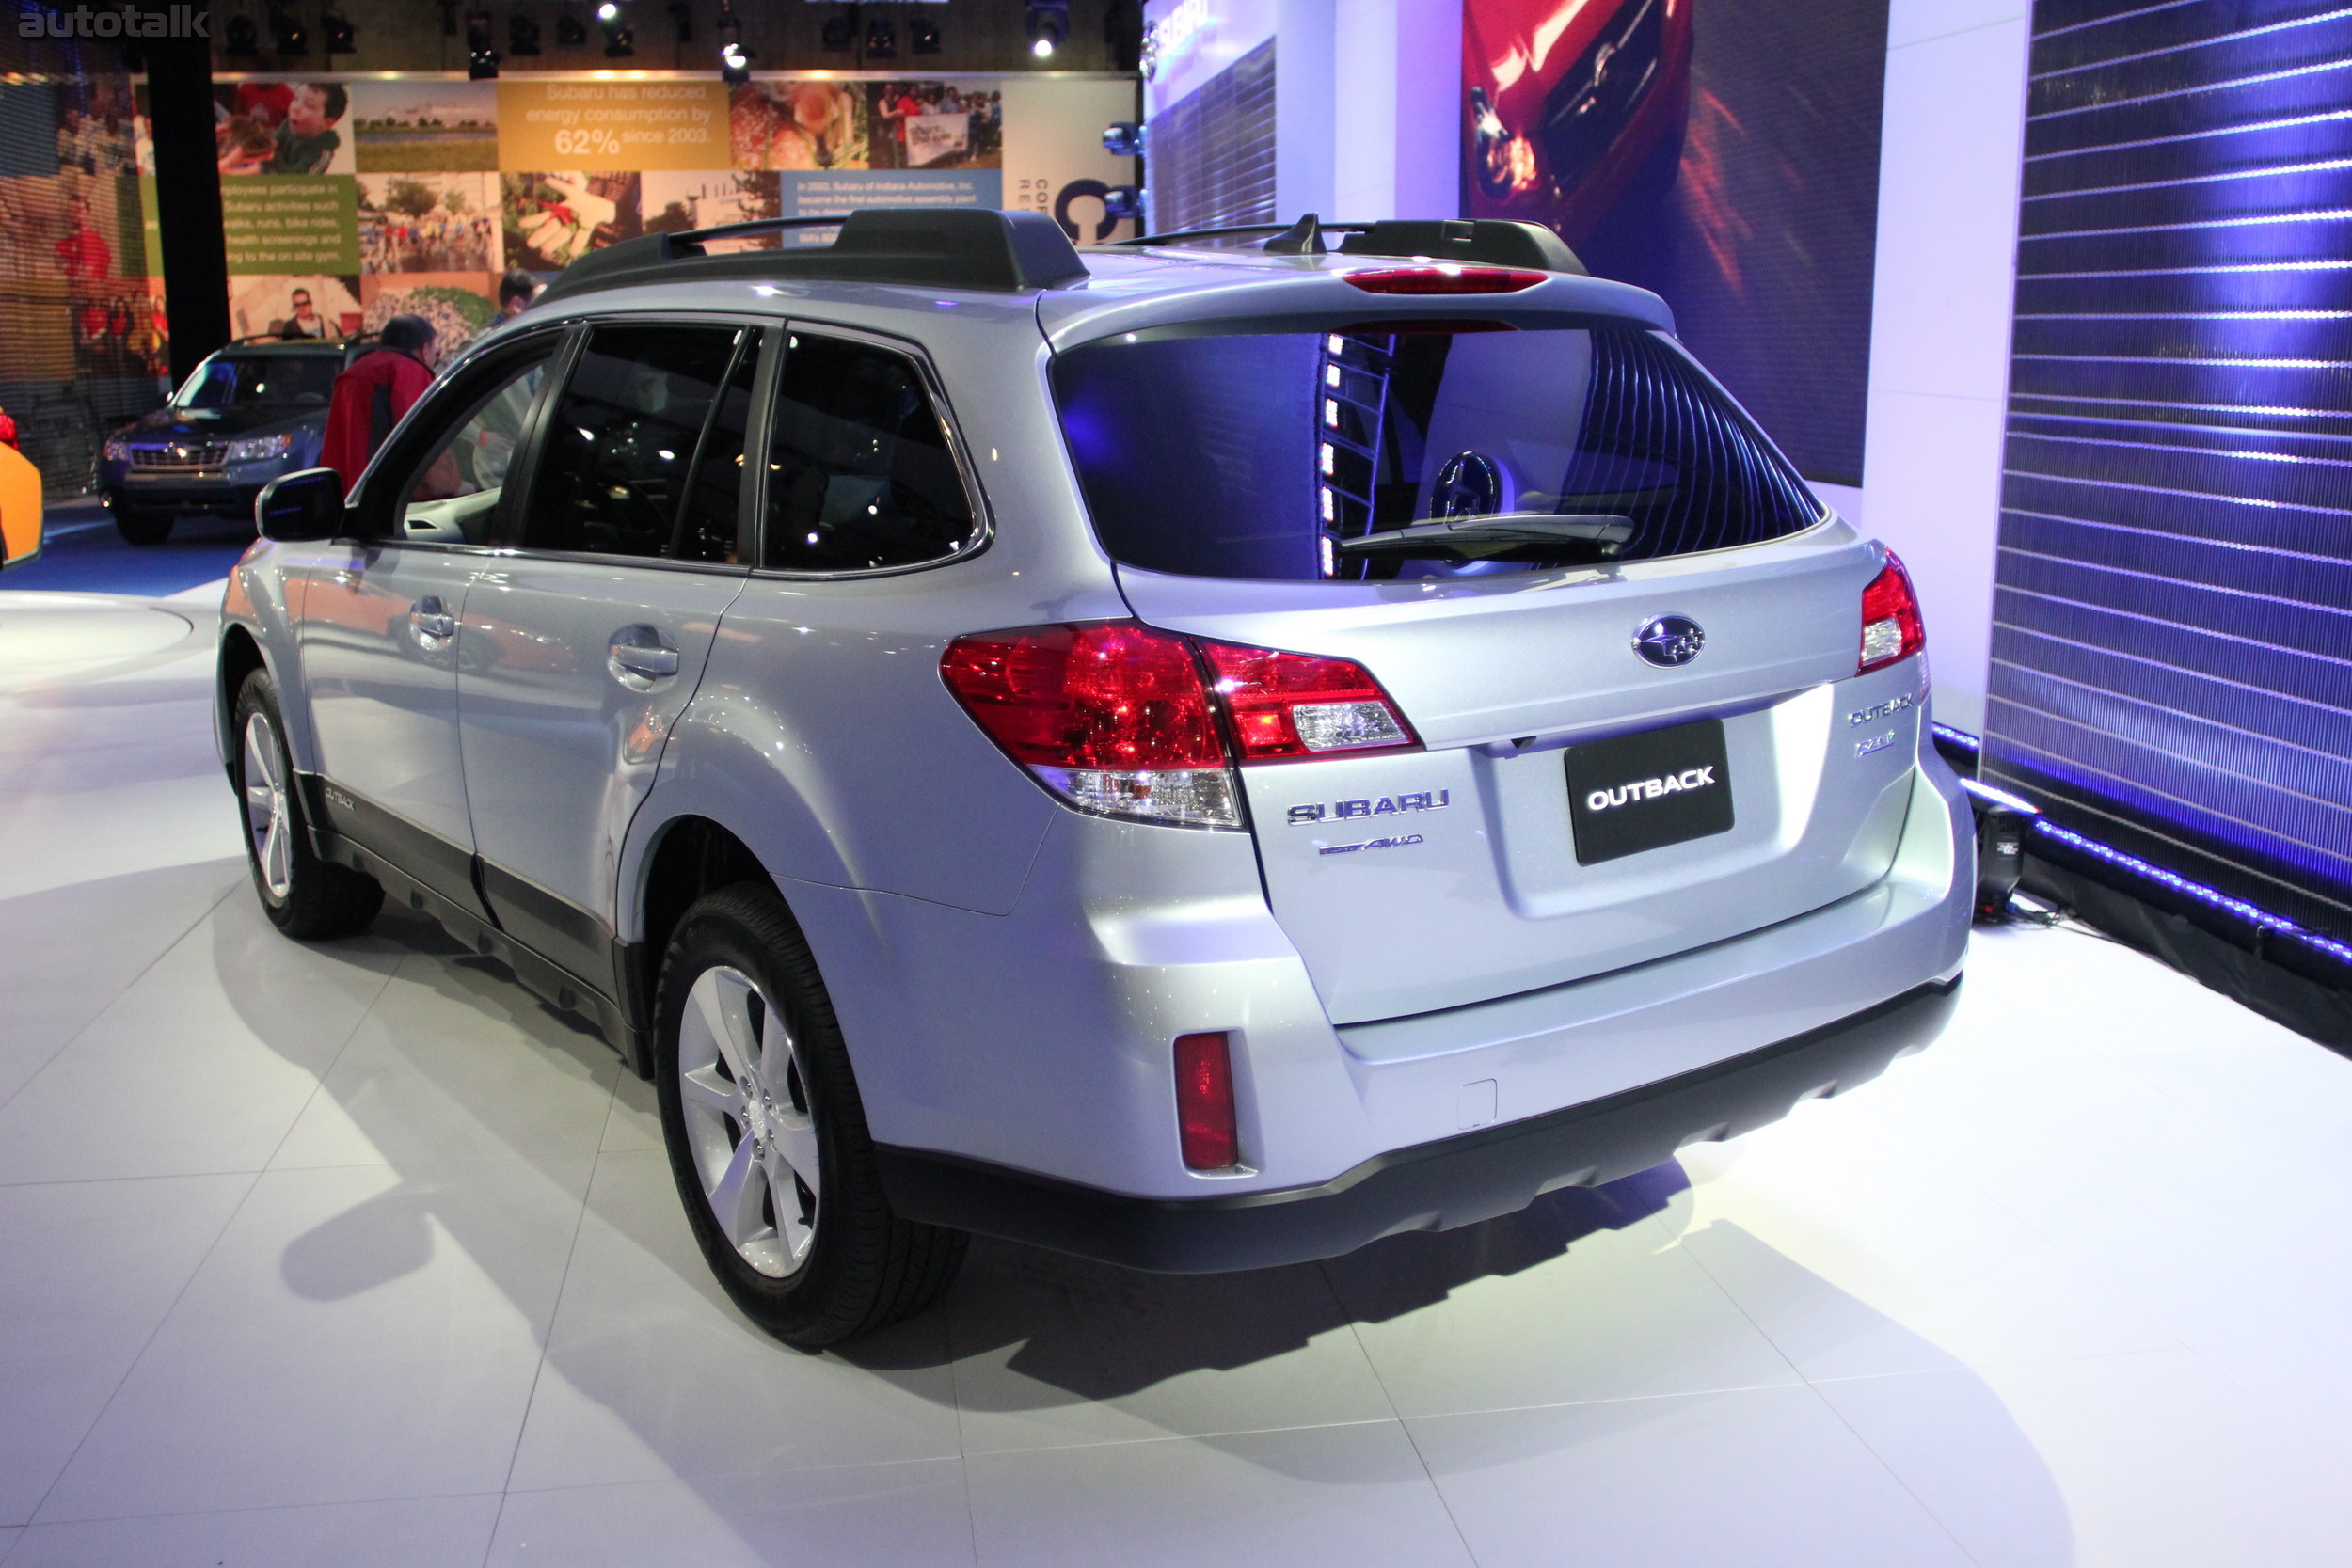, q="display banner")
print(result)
[120,71,1138,356]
